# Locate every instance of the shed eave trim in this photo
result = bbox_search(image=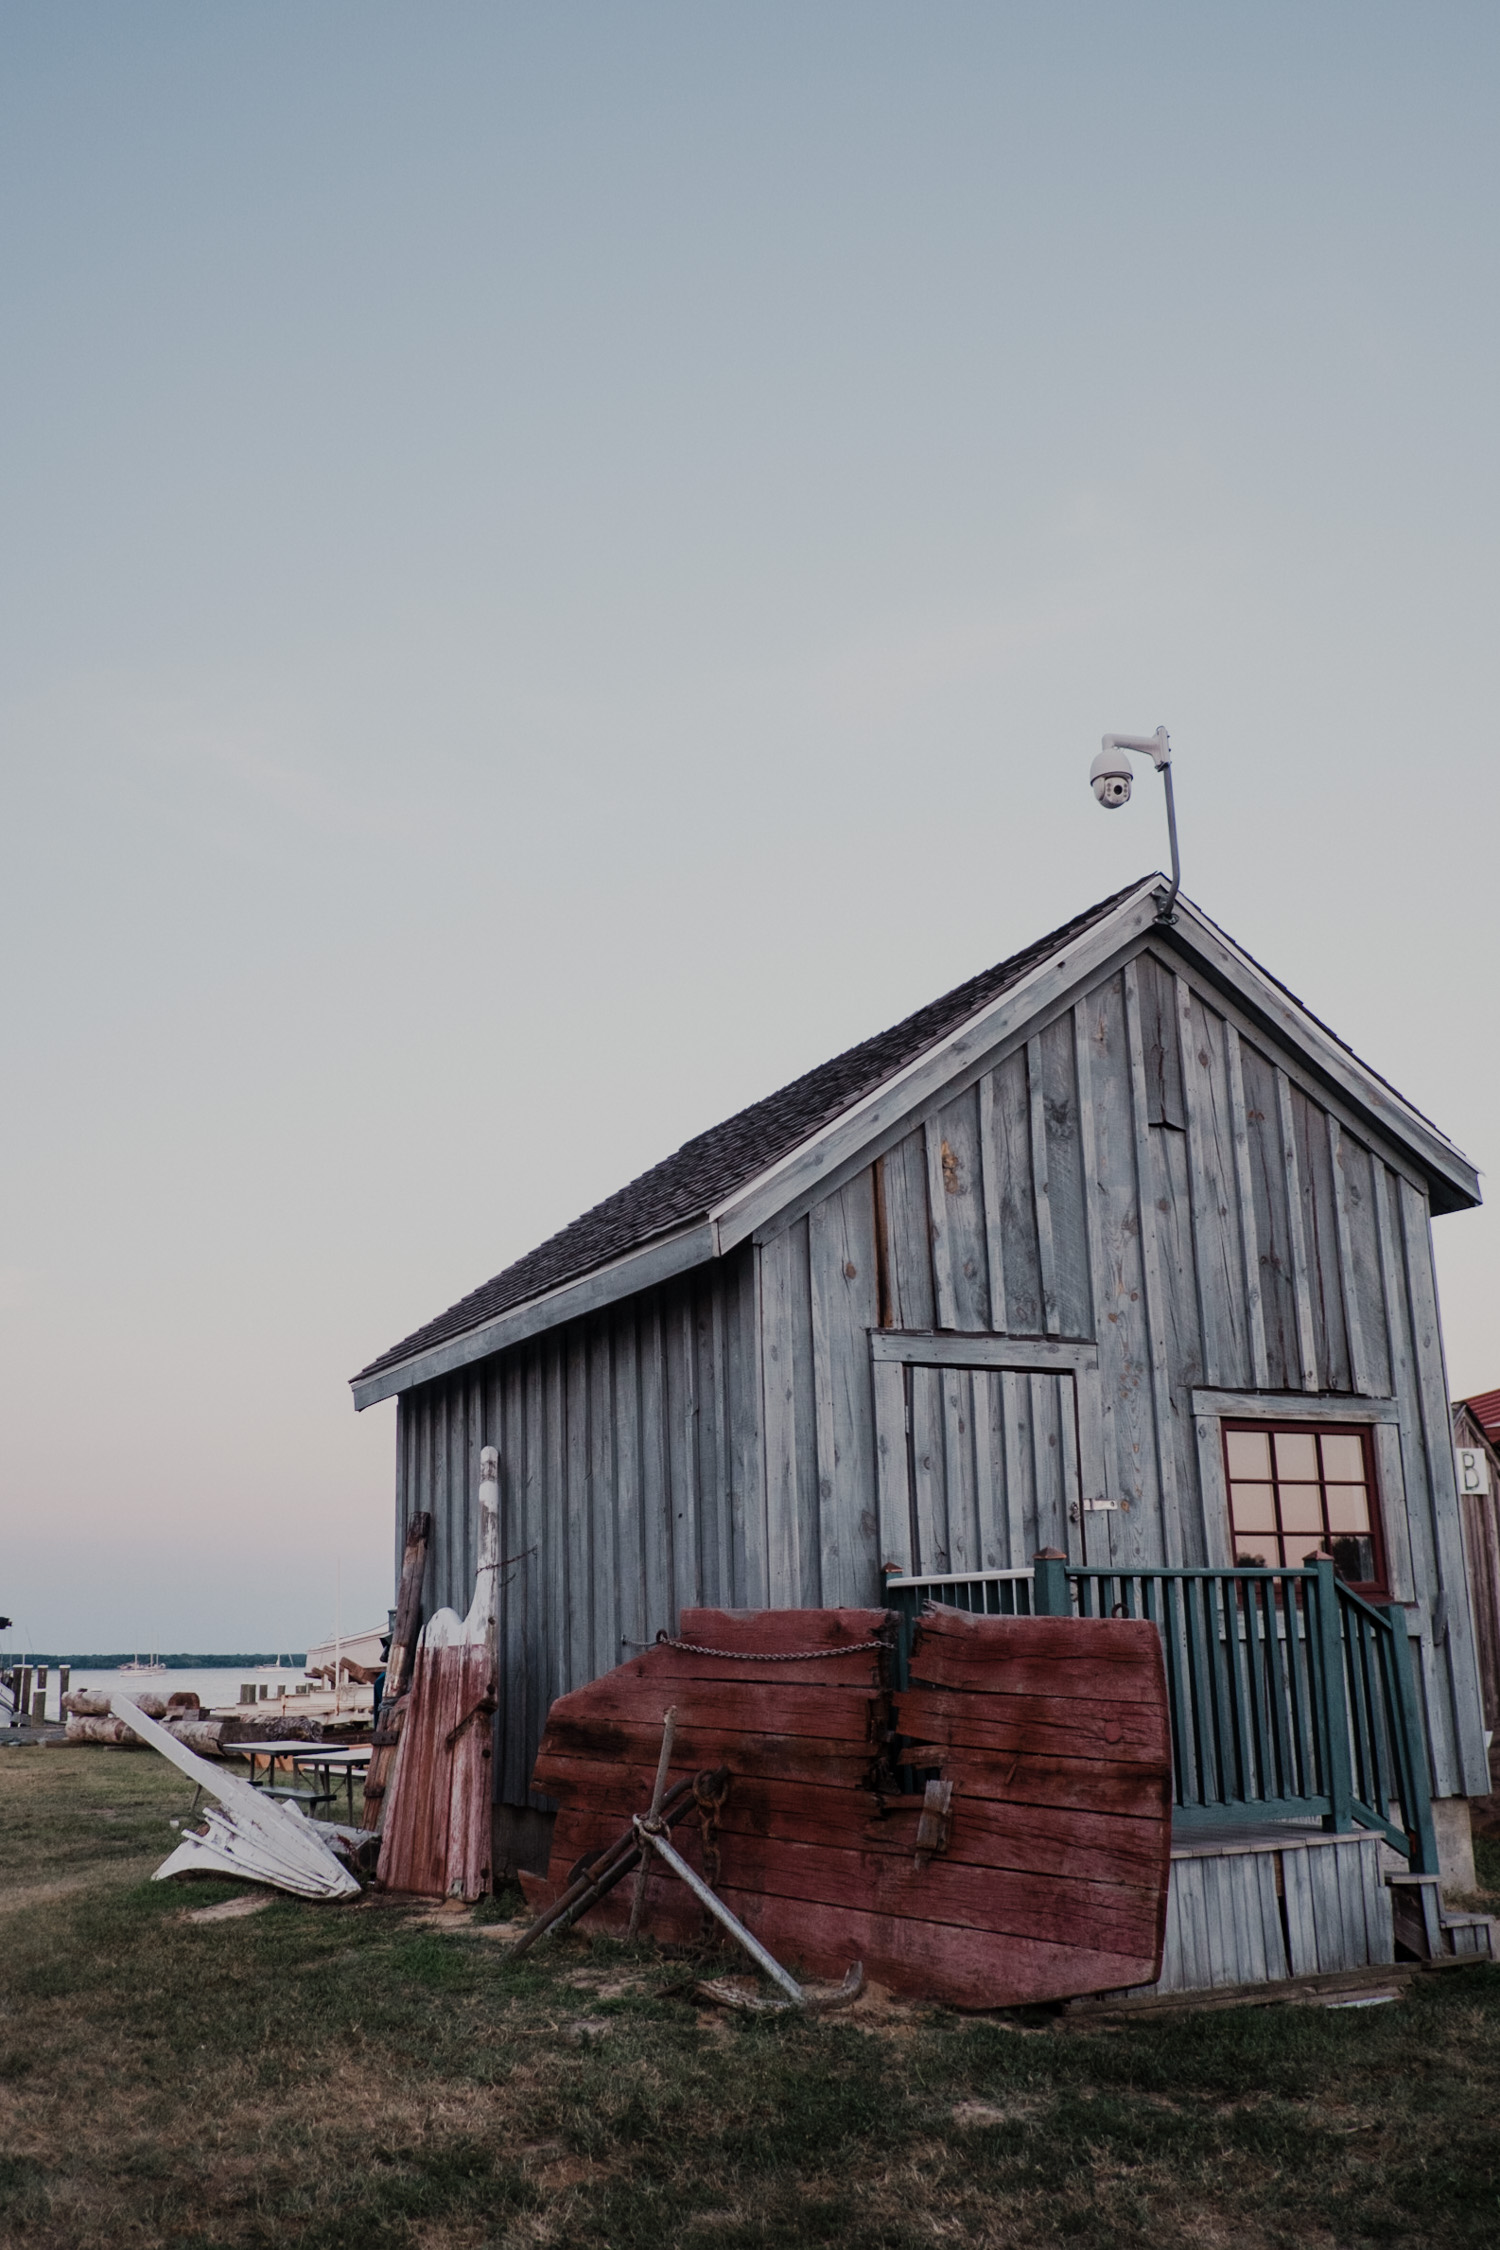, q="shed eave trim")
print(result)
[349,1219,718,1407]
[1162,902,1481,1213]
